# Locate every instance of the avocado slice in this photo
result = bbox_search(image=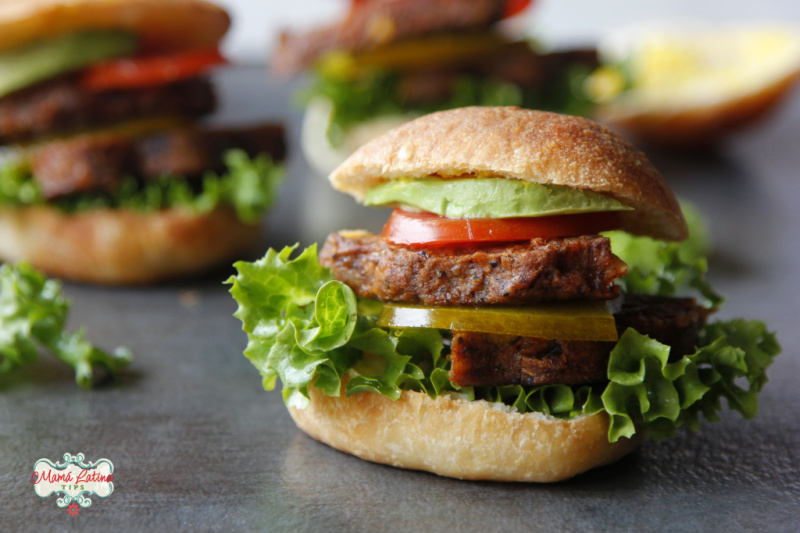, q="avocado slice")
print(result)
[0,30,137,99]
[363,177,632,218]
